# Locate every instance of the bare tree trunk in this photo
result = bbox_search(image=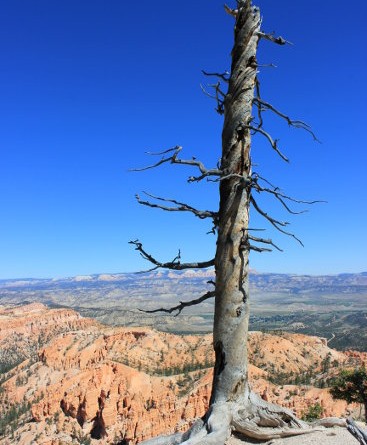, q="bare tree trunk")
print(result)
[210,0,258,407]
